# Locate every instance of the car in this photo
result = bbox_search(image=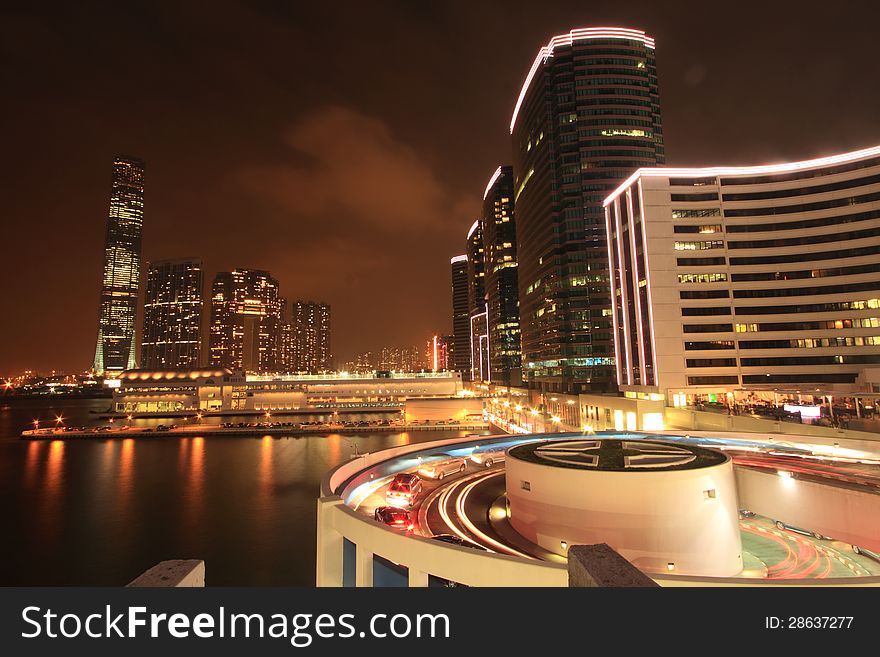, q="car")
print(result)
[739,509,756,519]
[385,473,422,507]
[470,444,509,468]
[155,425,170,432]
[852,544,880,564]
[374,506,413,530]
[430,534,488,551]
[774,520,825,540]
[418,457,466,480]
